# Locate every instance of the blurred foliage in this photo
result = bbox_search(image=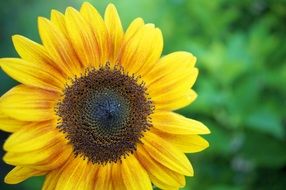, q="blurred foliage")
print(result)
[0,0,286,189]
